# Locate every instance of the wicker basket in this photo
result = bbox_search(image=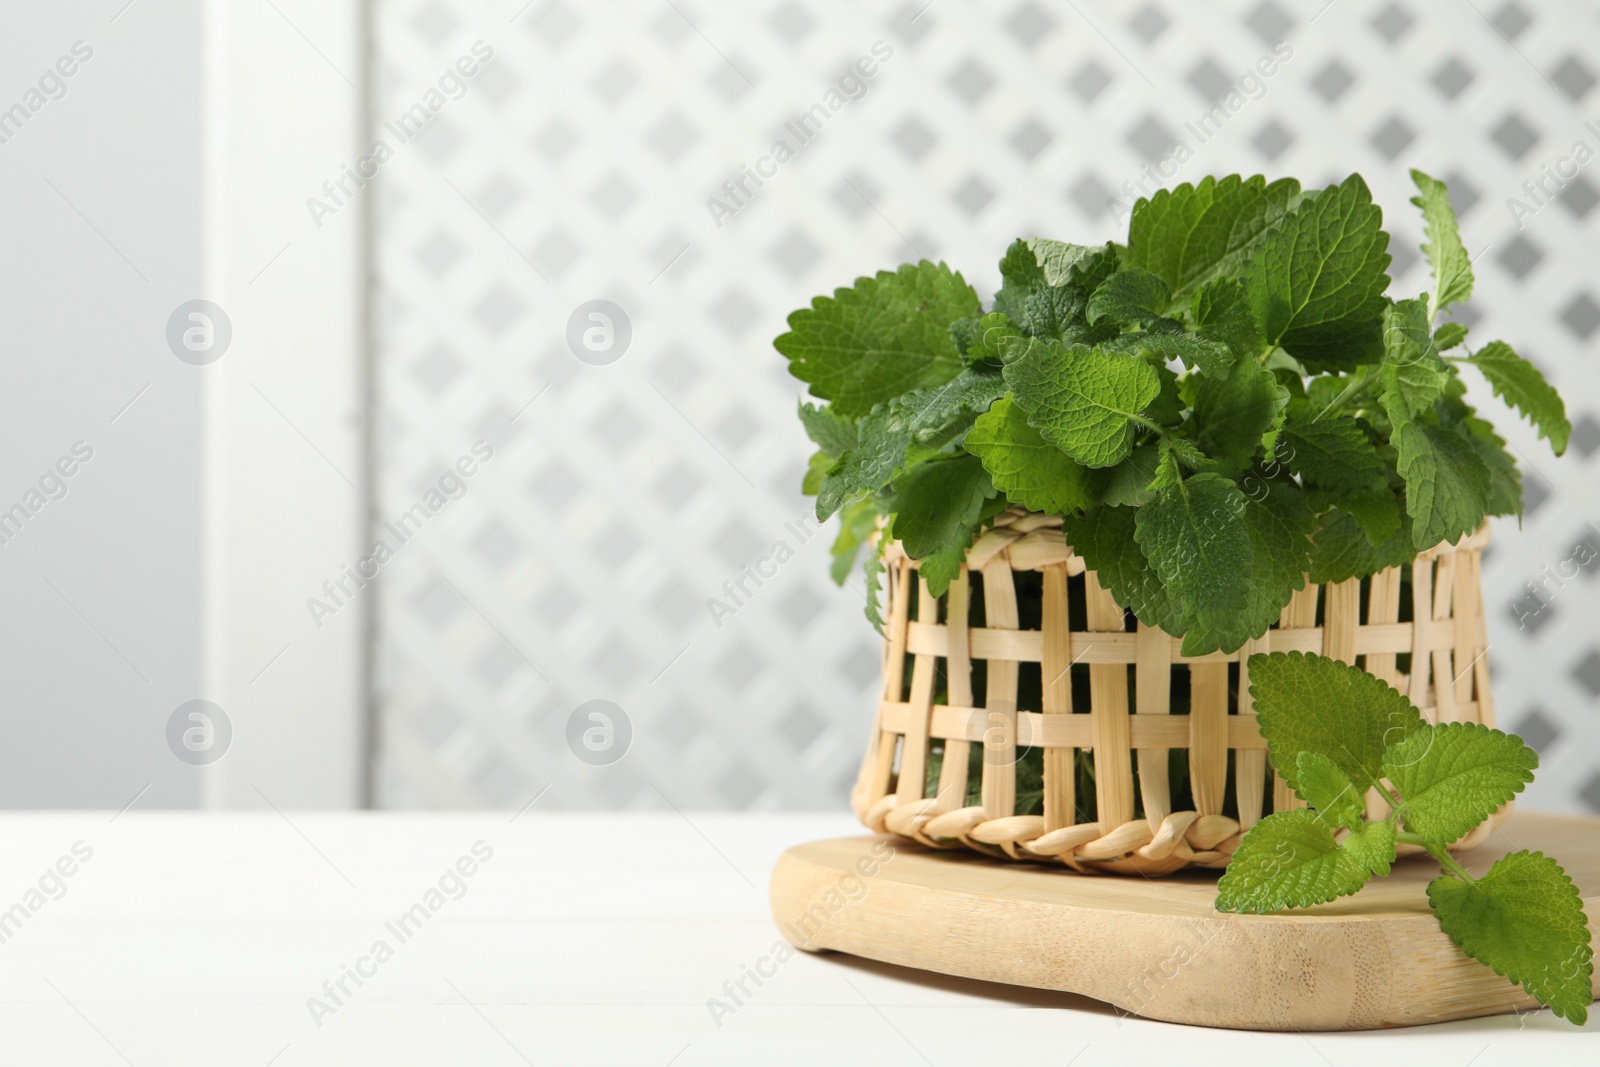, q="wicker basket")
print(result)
[851,508,1497,876]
